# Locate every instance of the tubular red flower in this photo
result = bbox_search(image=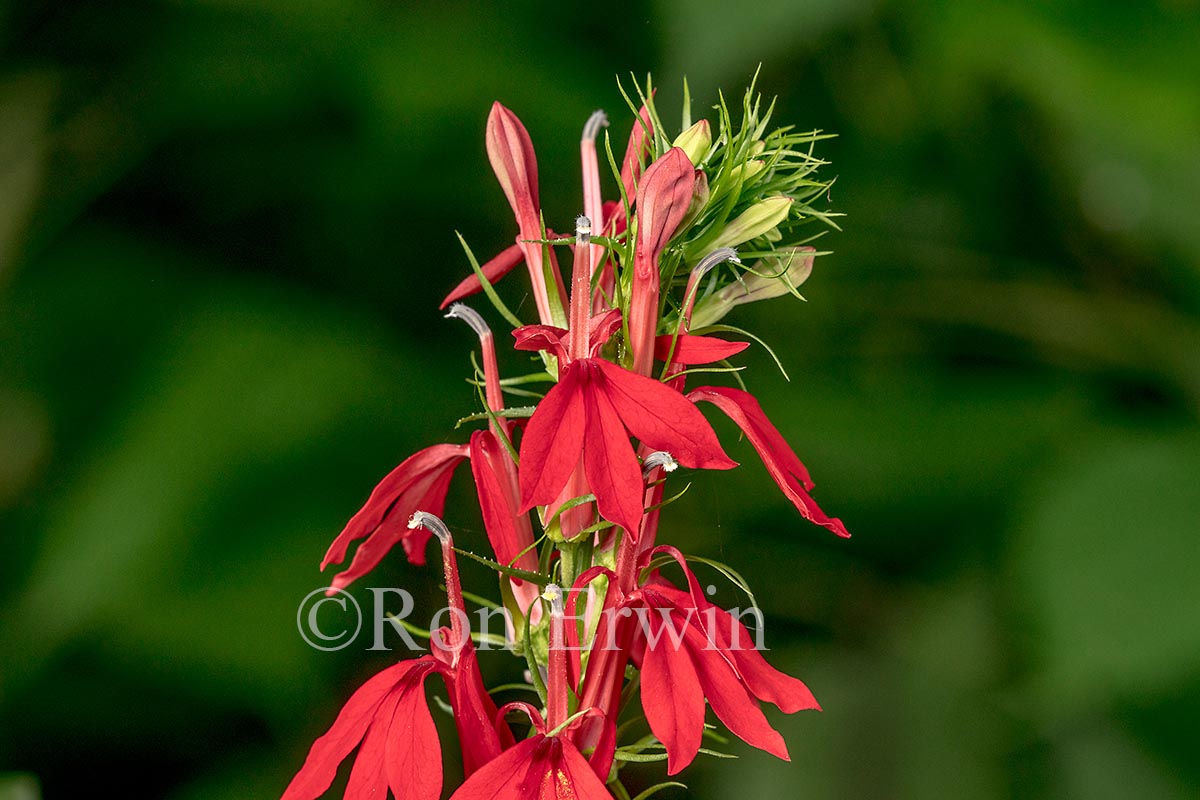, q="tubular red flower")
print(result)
[469,429,541,614]
[629,148,696,376]
[689,385,851,538]
[320,443,469,592]
[486,103,567,325]
[628,548,820,774]
[518,358,735,537]
[281,658,443,800]
[282,638,512,800]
